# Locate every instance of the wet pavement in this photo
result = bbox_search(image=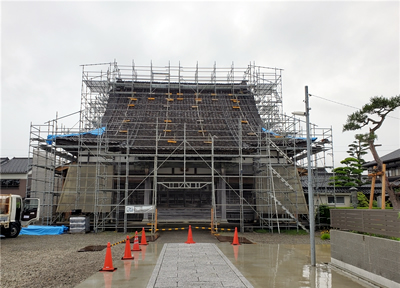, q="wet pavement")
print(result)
[147,243,254,287]
[75,230,375,288]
